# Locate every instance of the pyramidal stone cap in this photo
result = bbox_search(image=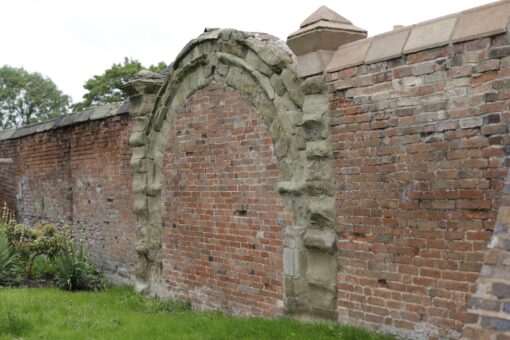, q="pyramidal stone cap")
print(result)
[299,5,353,27]
[287,6,367,57]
